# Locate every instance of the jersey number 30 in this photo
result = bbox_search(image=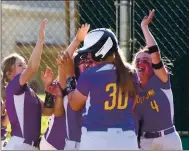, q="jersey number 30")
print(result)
[104,83,128,110]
